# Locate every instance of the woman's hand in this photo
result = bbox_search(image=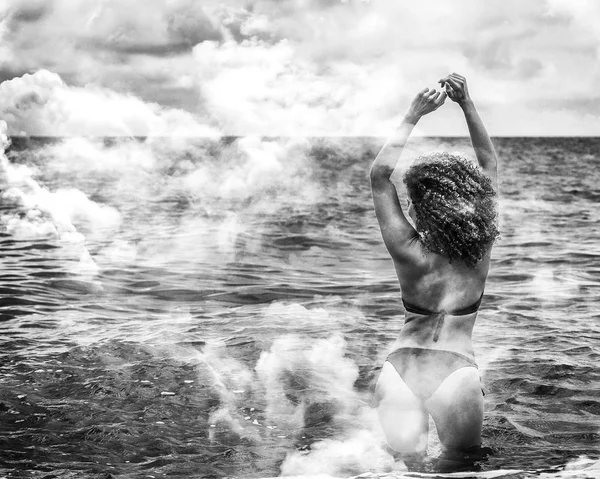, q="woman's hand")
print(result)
[438,73,471,106]
[406,88,447,123]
